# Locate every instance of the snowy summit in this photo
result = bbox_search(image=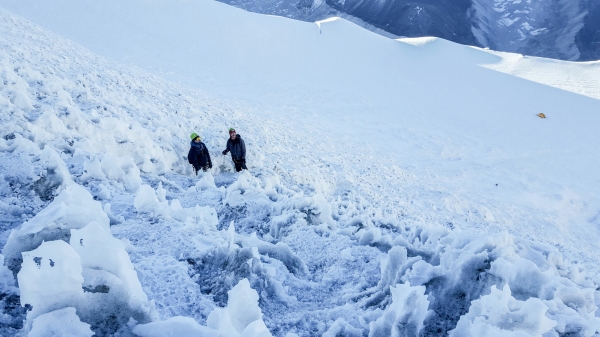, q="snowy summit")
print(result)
[0,0,599,336]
